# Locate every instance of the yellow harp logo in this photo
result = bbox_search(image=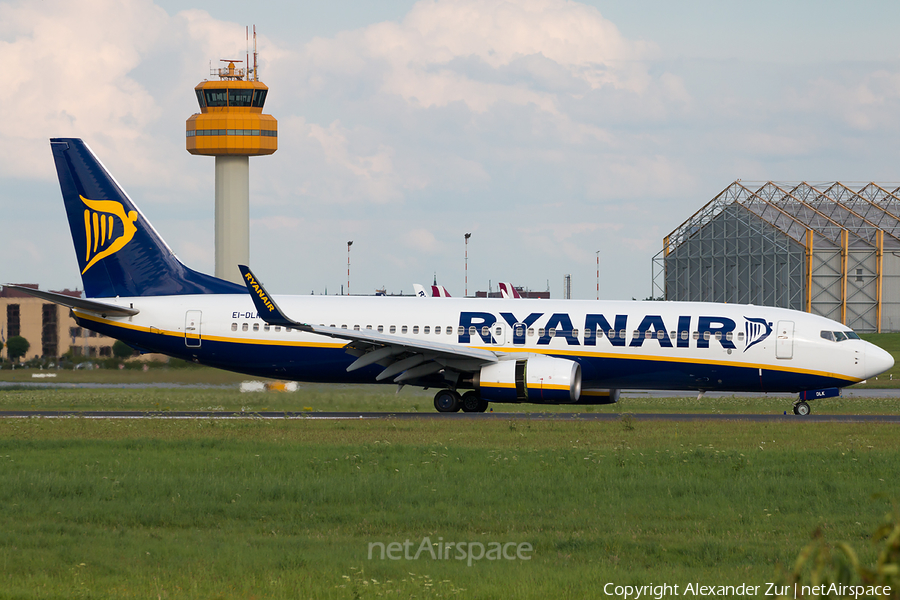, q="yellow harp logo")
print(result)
[80,195,138,274]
